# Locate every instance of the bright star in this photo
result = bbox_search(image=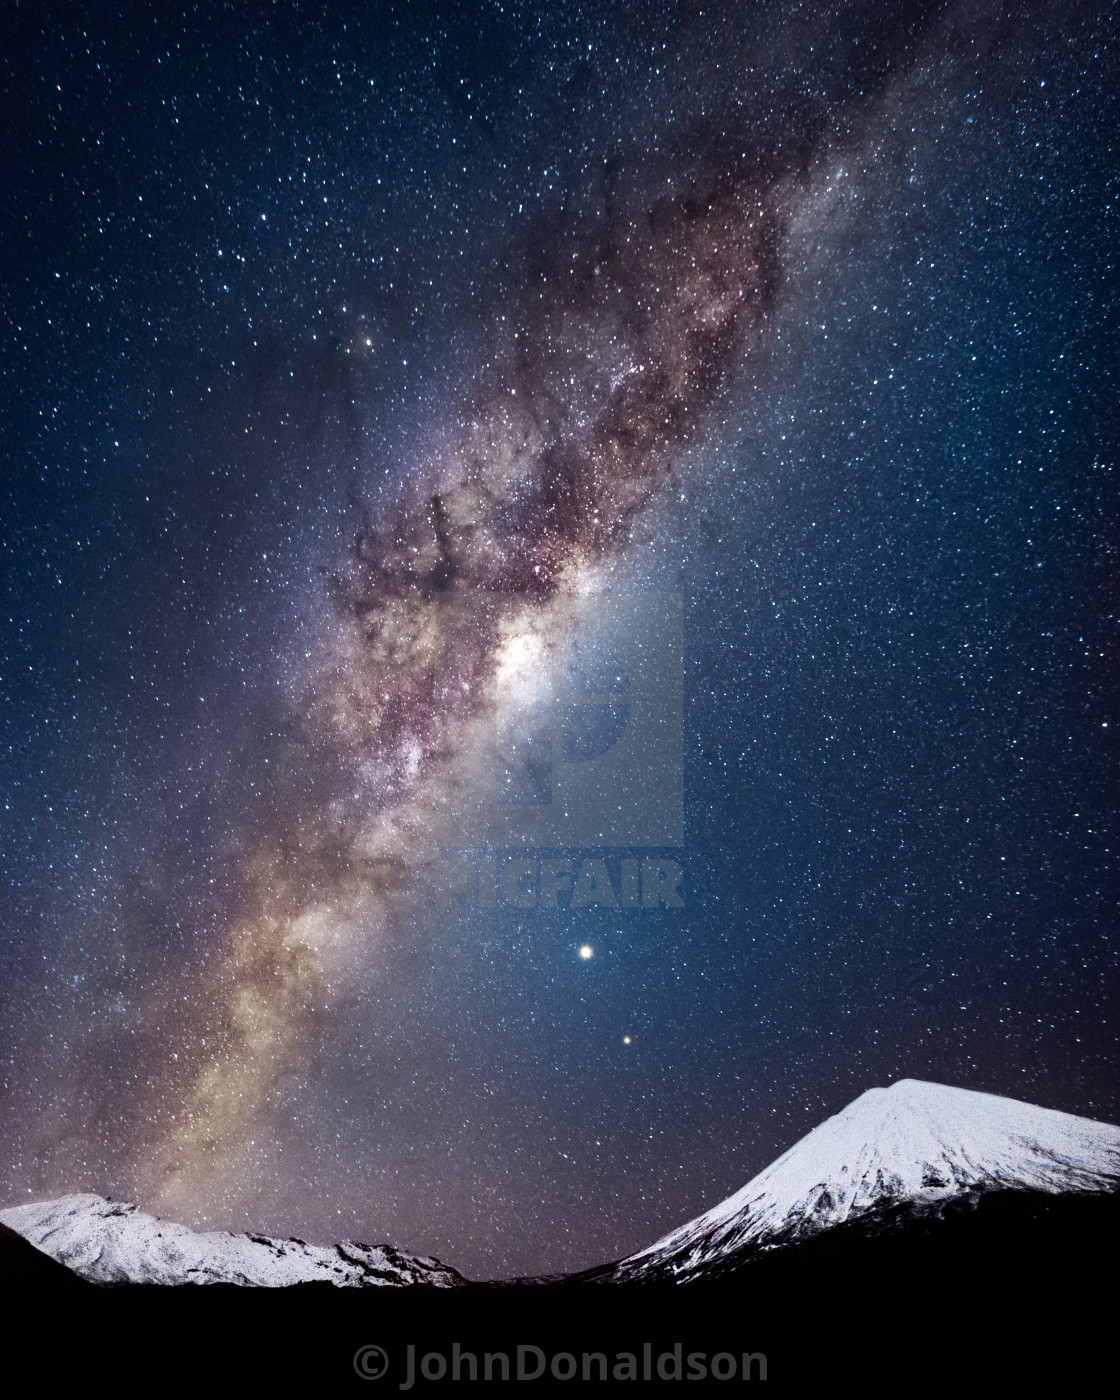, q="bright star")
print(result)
[578,945,593,960]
